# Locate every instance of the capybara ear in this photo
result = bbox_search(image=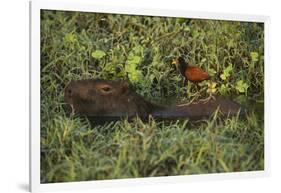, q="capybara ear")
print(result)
[120,80,130,94]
